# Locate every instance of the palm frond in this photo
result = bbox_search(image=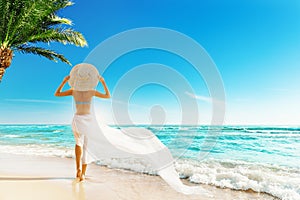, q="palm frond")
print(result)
[49,16,73,26]
[6,0,80,47]
[0,0,87,65]
[5,0,38,46]
[16,45,71,65]
[0,0,13,44]
[13,28,87,47]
